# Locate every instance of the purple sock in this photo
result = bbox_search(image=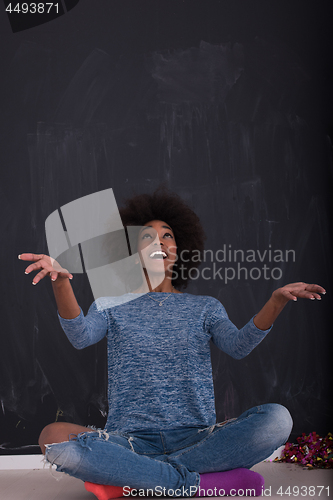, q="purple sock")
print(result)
[196,468,264,497]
